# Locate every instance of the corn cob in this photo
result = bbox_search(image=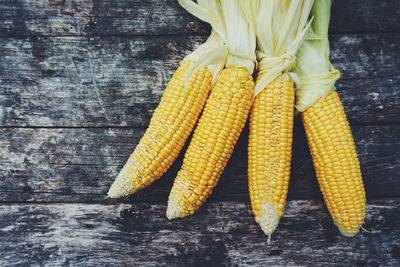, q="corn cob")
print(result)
[242,0,314,238]
[294,0,366,236]
[248,73,294,236]
[167,0,256,219]
[167,67,254,218]
[107,60,212,198]
[302,91,366,236]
